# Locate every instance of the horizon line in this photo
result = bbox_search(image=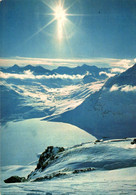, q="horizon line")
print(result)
[0,56,135,70]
